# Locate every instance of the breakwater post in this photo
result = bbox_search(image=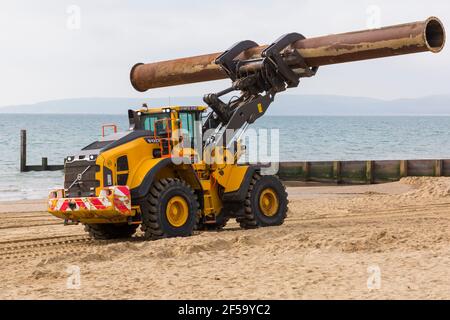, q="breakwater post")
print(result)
[20,129,27,172]
[19,130,64,172]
